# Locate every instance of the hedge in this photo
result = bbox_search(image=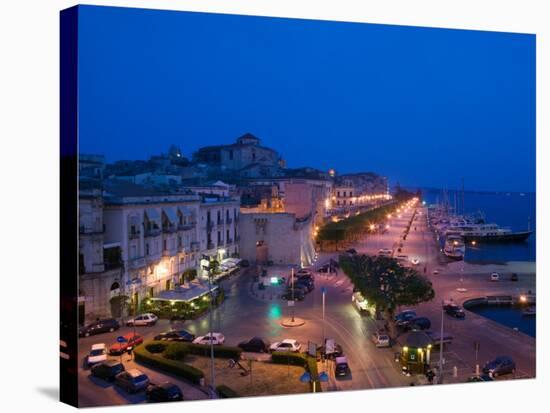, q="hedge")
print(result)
[186,343,242,359]
[142,340,242,361]
[134,344,204,384]
[271,351,307,367]
[216,384,239,398]
[306,356,322,393]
